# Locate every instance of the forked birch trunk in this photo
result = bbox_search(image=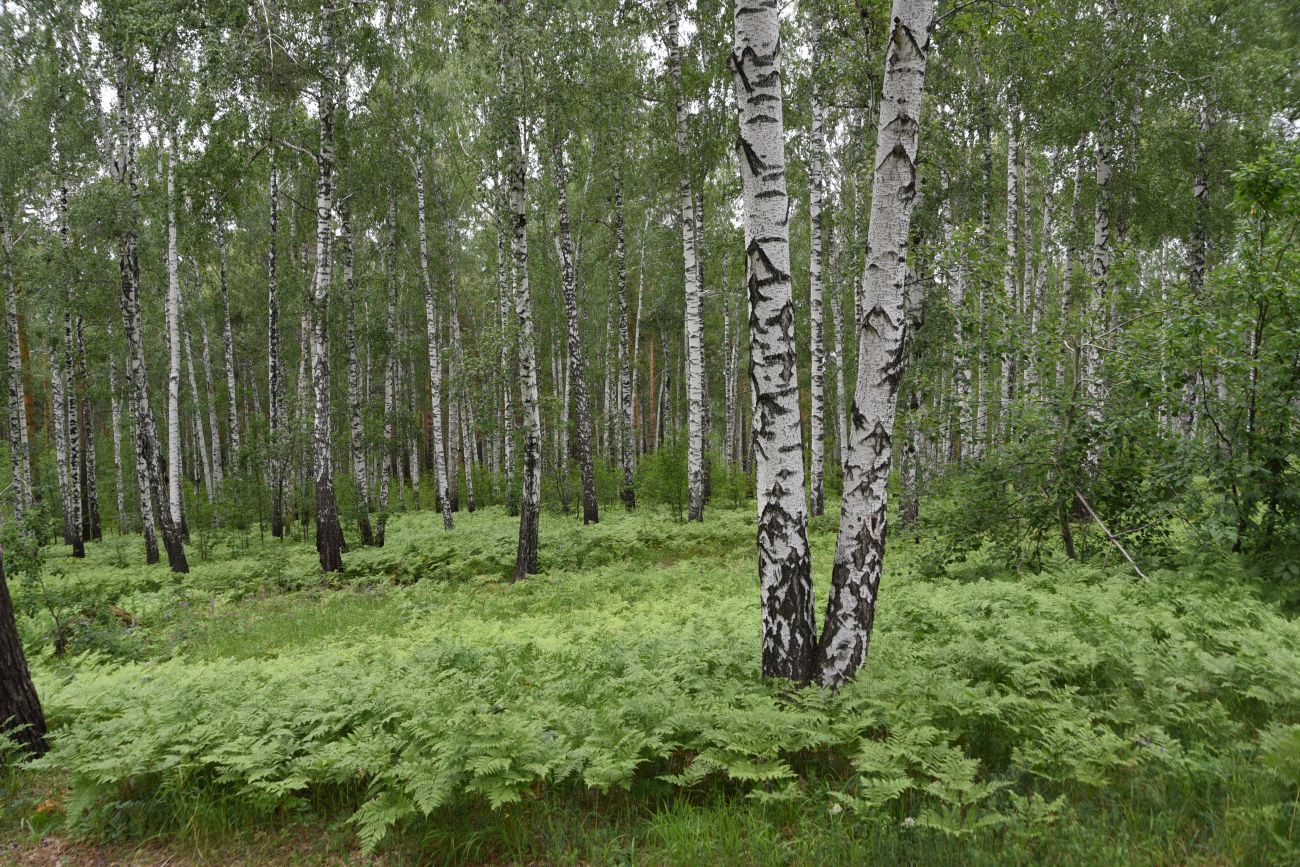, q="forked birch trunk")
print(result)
[815,0,936,688]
